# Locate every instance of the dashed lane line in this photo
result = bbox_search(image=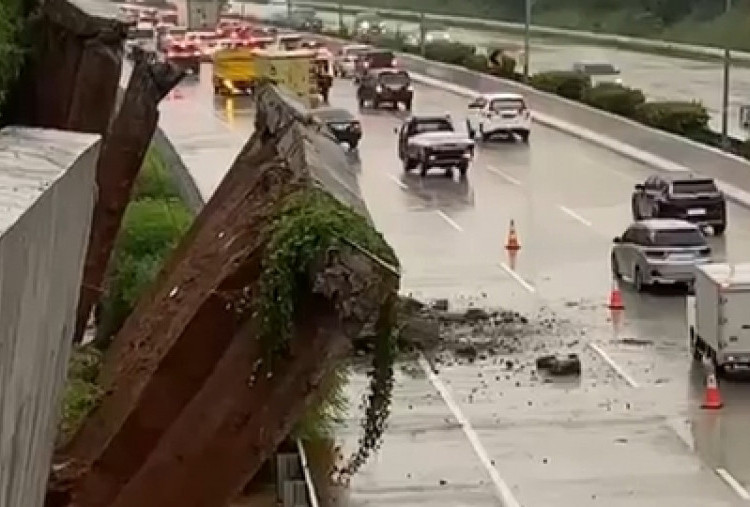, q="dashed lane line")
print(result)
[387,174,409,189]
[587,342,640,388]
[716,468,750,500]
[558,205,593,228]
[486,165,522,186]
[499,262,536,293]
[417,353,523,507]
[435,210,463,231]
